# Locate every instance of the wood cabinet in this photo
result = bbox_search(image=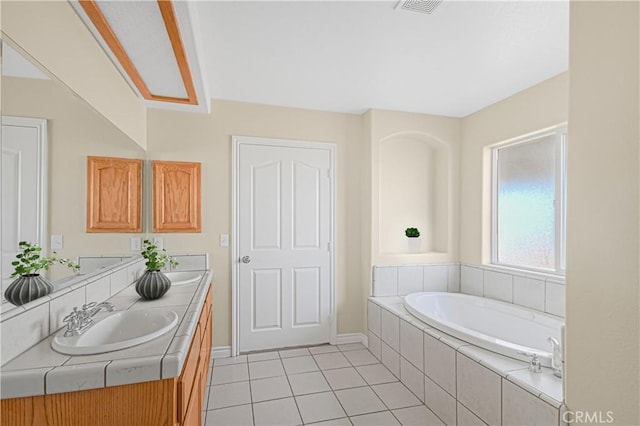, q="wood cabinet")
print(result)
[86,156,142,233]
[152,161,201,233]
[0,286,213,426]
